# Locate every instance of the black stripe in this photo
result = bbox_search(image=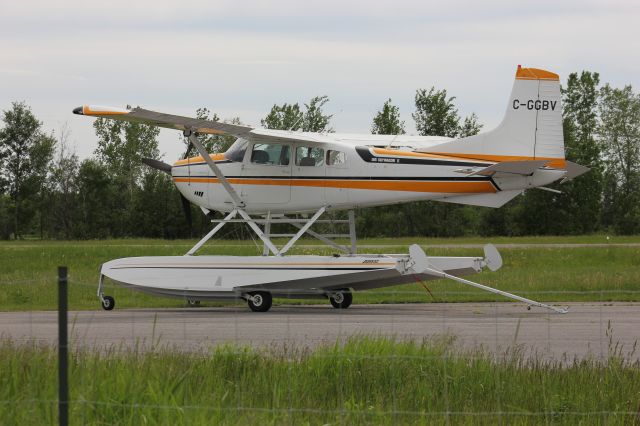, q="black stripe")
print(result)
[489,176,502,191]
[174,148,492,168]
[355,146,491,167]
